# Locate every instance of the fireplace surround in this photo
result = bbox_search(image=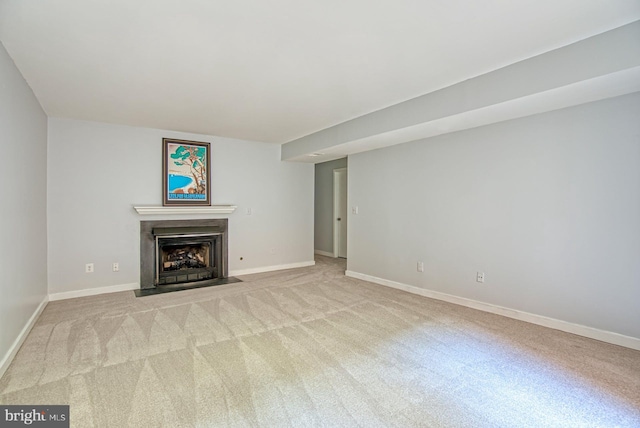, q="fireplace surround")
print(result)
[137,218,240,296]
